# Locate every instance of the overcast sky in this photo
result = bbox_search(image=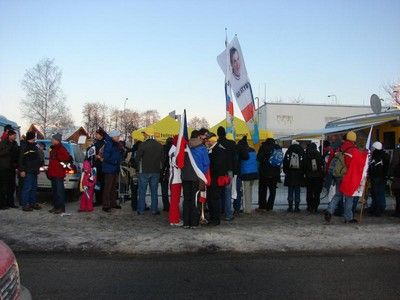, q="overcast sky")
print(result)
[1,0,399,130]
